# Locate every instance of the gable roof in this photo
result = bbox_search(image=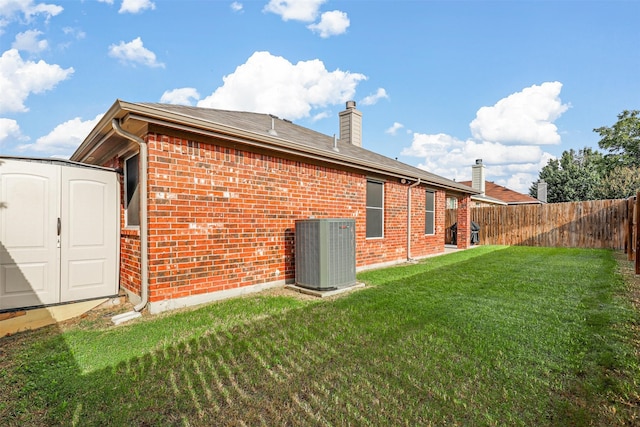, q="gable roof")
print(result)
[72,100,477,195]
[459,180,541,204]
